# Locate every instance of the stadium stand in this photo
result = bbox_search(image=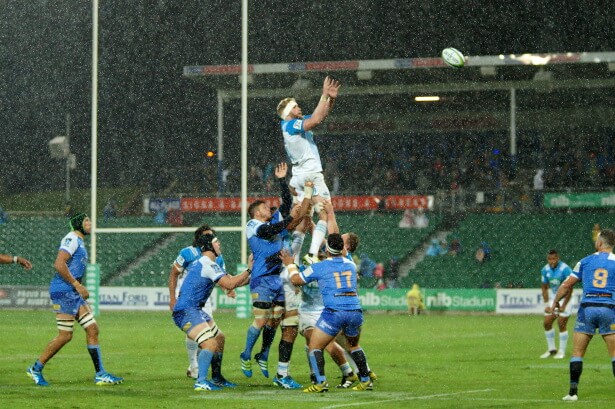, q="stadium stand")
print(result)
[404,211,614,289]
[109,211,440,287]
